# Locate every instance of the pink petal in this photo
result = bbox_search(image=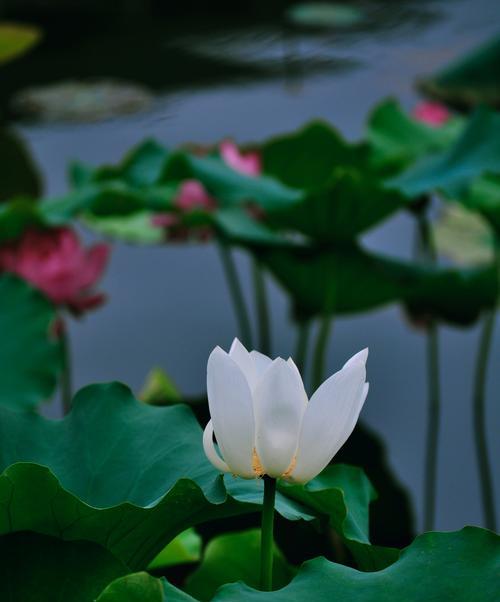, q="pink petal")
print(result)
[68,292,107,316]
[152,212,180,228]
[220,140,261,177]
[412,101,450,127]
[77,243,111,291]
[175,180,216,212]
